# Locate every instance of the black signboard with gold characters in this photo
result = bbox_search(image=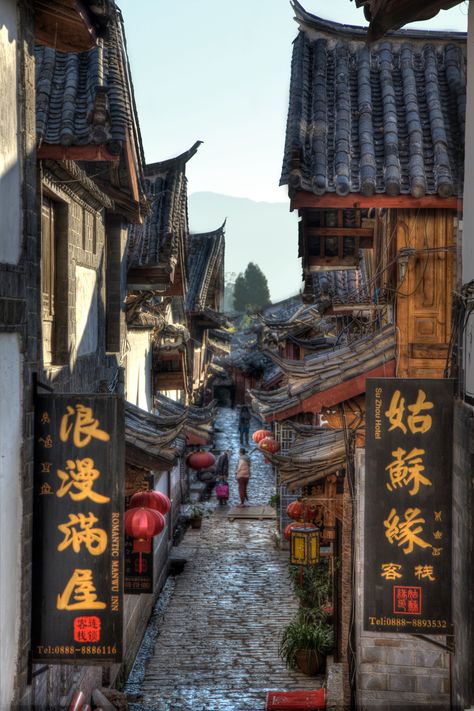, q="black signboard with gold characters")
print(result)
[32,394,124,663]
[364,379,453,634]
